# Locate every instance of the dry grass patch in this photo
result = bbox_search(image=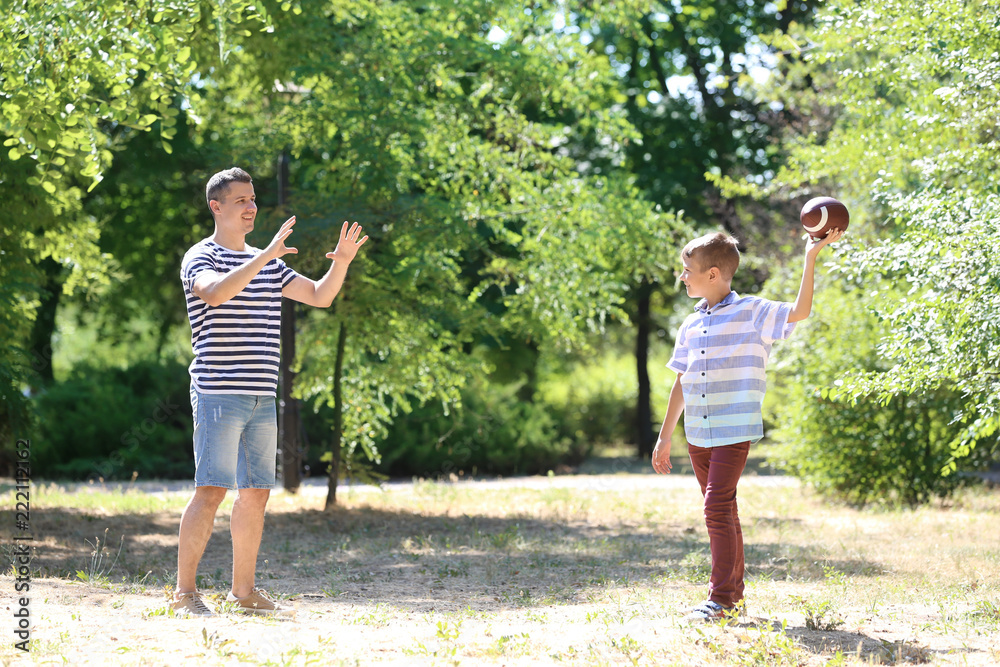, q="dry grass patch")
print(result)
[1,474,998,665]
